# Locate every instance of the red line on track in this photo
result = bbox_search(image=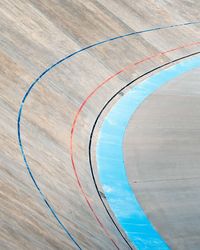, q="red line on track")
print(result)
[70,41,200,249]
